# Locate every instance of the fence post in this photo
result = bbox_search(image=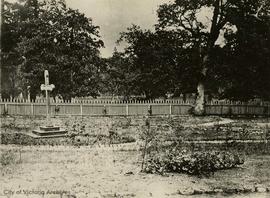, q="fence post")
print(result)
[63,104,66,115]
[126,104,129,116]
[31,103,34,116]
[103,105,107,115]
[4,103,8,114]
[169,104,172,115]
[80,104,83,116]
[221,104,223,115]
[148,105,152,116]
